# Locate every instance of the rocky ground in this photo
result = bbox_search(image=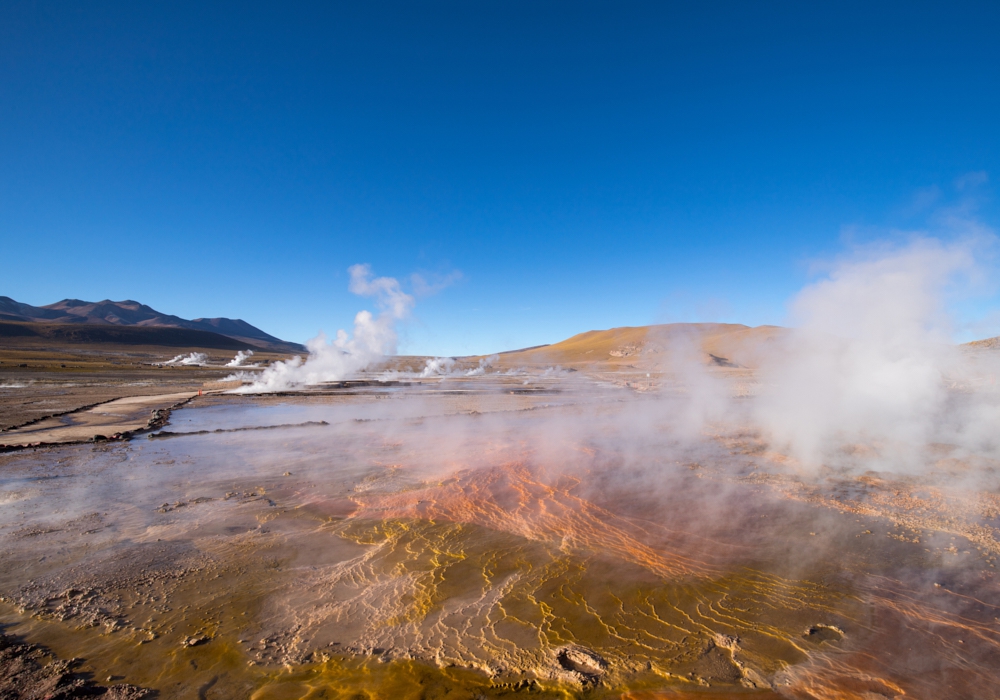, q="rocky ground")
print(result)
[0,625,152,699]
